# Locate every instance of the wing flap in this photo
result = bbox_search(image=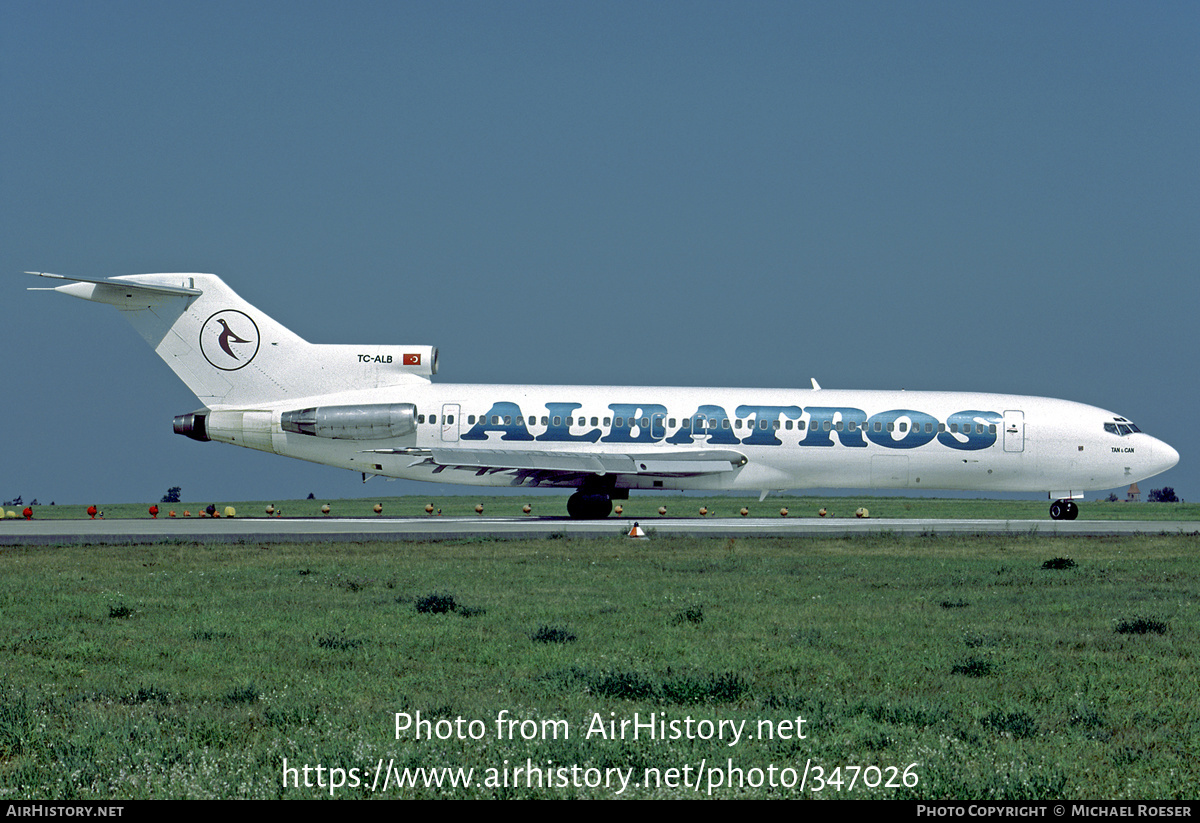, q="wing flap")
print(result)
[366,446,747,481]
[426,447,746,477]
